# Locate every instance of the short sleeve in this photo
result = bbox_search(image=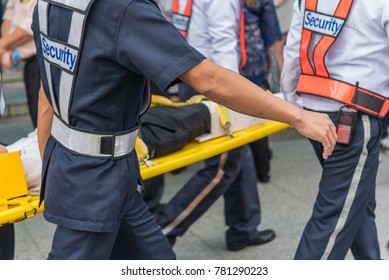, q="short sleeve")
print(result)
[18,0,37,35]
[116,0,205,92]
[2,0,15,22]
